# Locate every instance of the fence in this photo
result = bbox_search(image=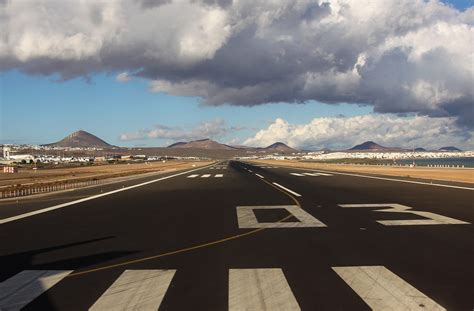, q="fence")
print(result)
[0,179,101,199]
